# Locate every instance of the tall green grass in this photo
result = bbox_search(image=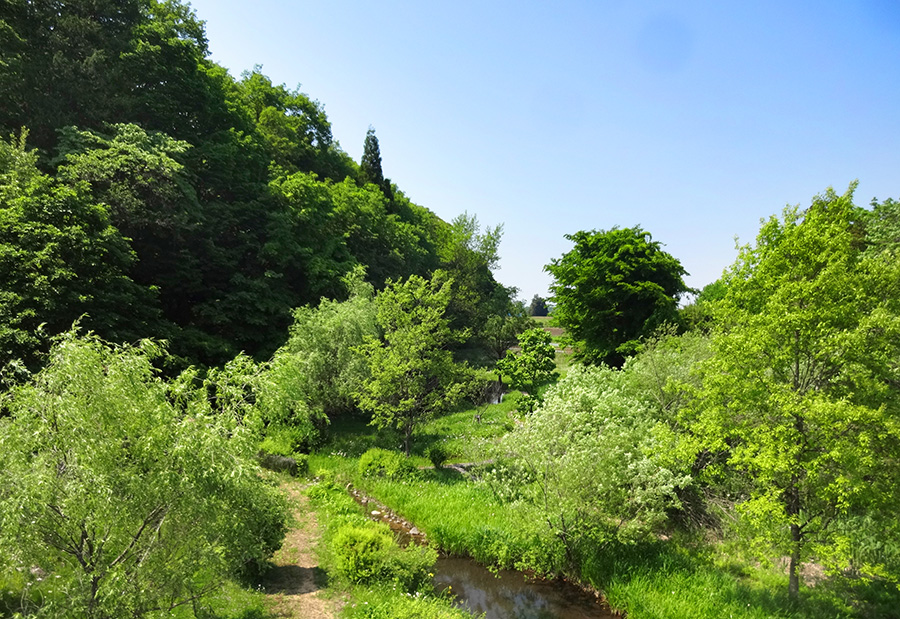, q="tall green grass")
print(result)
[305,475,475,619]
[312,400,900,619]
